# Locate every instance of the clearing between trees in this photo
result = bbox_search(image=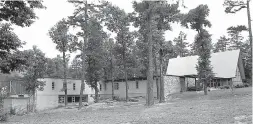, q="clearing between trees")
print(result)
[4,87,252,124]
